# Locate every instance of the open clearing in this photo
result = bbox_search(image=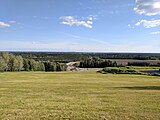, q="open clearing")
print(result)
[0,72,160,120]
